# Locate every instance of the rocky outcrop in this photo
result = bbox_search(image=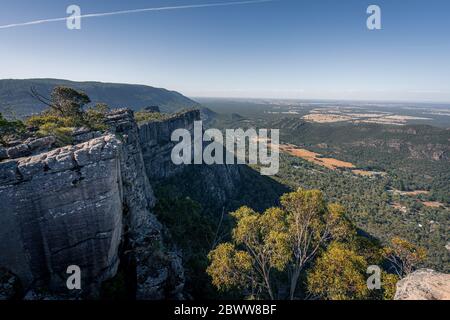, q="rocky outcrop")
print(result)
[394,269,450,300]
[0,108,240,300]
[1,136,57,161]
[0,135,123,296]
